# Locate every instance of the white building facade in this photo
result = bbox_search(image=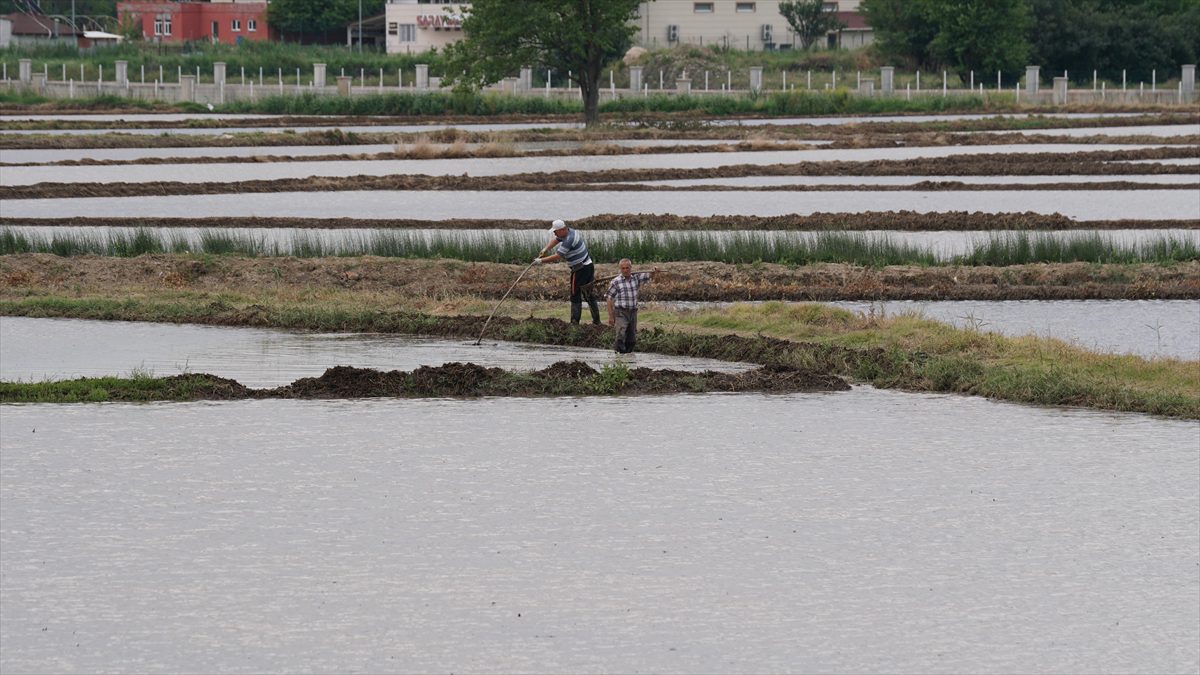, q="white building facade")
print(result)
[383,0,867,54]
[633,0,868,51]
[385,0,466,54]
